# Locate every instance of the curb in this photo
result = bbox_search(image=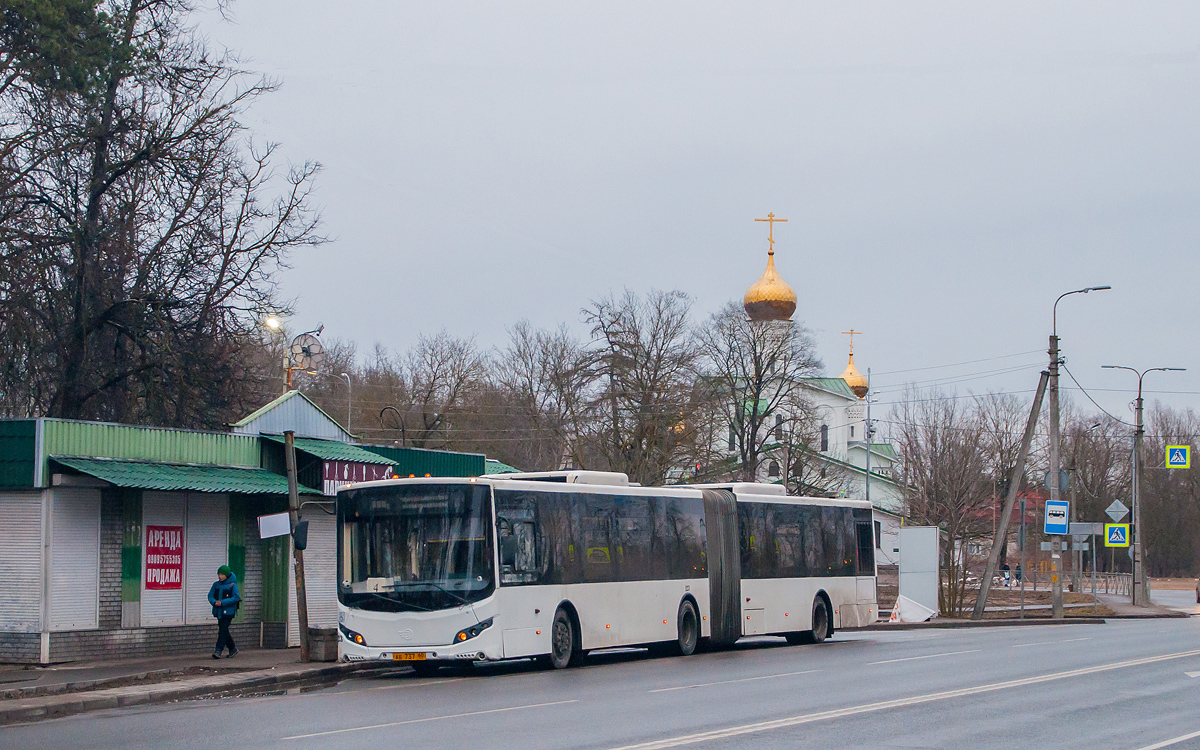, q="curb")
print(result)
[0,662,396,726]
[857,617,1108,630]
